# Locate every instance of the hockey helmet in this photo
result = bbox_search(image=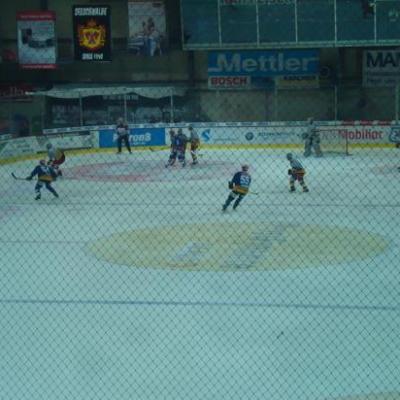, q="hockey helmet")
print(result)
[242,164,249,171]
[46,143,52,149]
[39,159,47,165]
[286,153,293,160]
